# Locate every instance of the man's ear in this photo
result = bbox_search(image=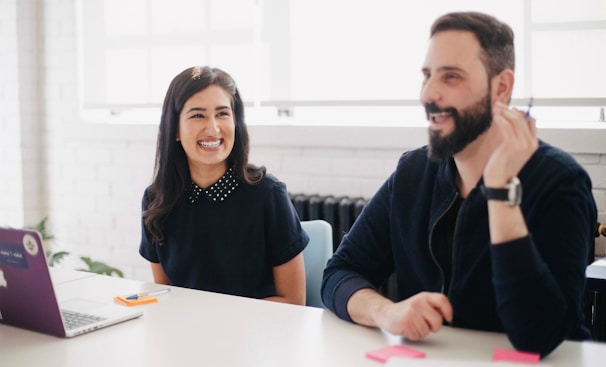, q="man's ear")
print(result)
[492,69,514,103]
